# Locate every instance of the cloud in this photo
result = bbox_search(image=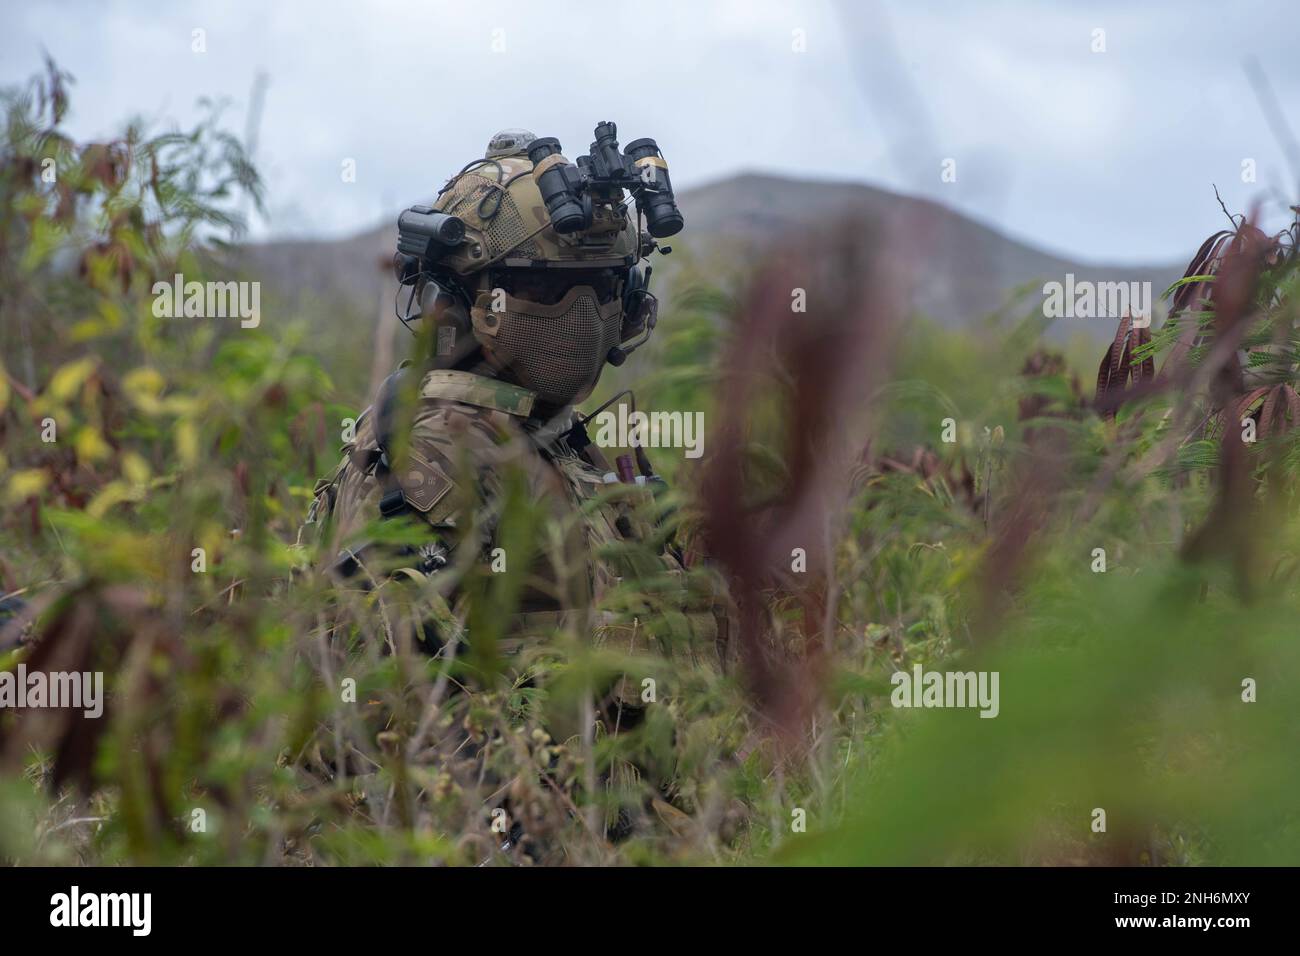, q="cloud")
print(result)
[1,0,1295,262]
